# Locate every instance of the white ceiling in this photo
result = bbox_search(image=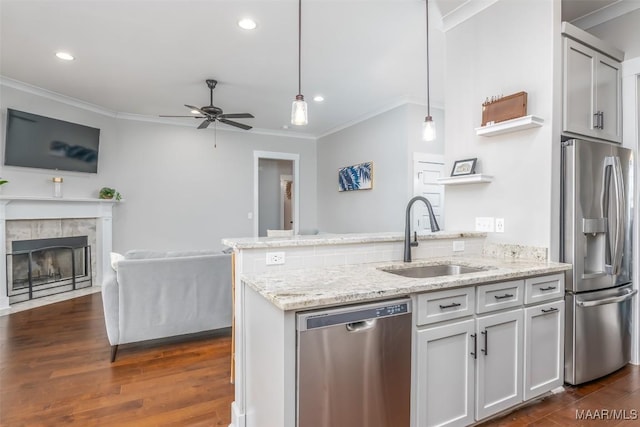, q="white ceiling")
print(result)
[0,0,632,138]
